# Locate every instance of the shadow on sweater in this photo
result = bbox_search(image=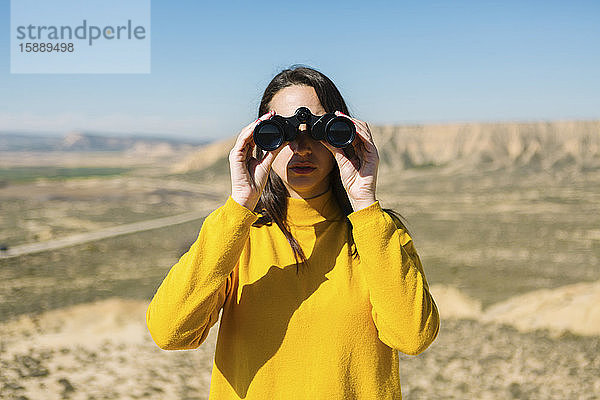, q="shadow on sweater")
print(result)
[215,220,351,398]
